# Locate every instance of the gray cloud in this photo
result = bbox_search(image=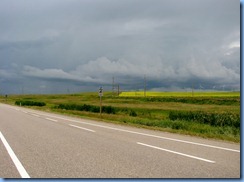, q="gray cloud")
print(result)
[0,0,240,94]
